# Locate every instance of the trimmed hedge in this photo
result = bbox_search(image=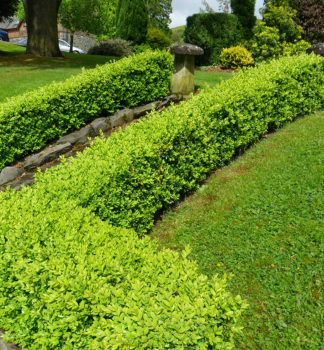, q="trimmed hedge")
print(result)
[184,13,243,66]
[28,54,324,234]
[0,50,173,171]
[0,190,247,349]
[0,54,323,349]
